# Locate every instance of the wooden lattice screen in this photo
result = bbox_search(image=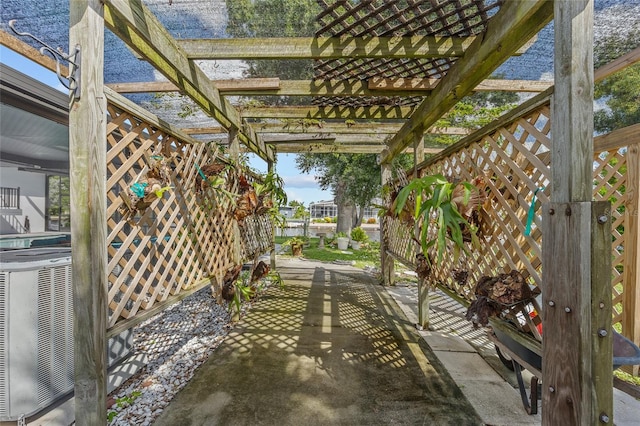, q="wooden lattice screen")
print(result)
[383,92,633,334]
[105,96,274,329]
